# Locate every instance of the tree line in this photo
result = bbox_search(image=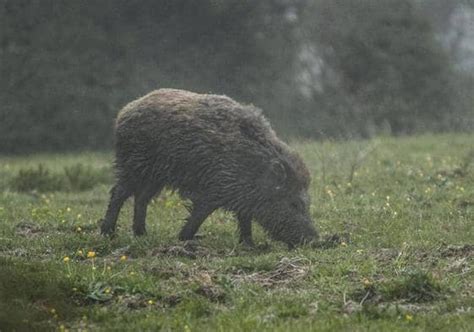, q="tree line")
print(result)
[1,0,472,153]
